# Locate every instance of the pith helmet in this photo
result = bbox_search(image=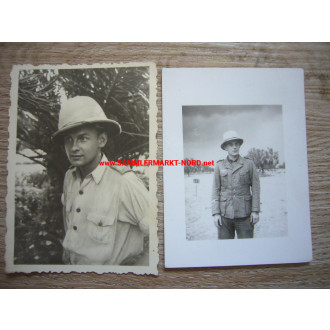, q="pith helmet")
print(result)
[52,96,121,139]
[221,130,243,150]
